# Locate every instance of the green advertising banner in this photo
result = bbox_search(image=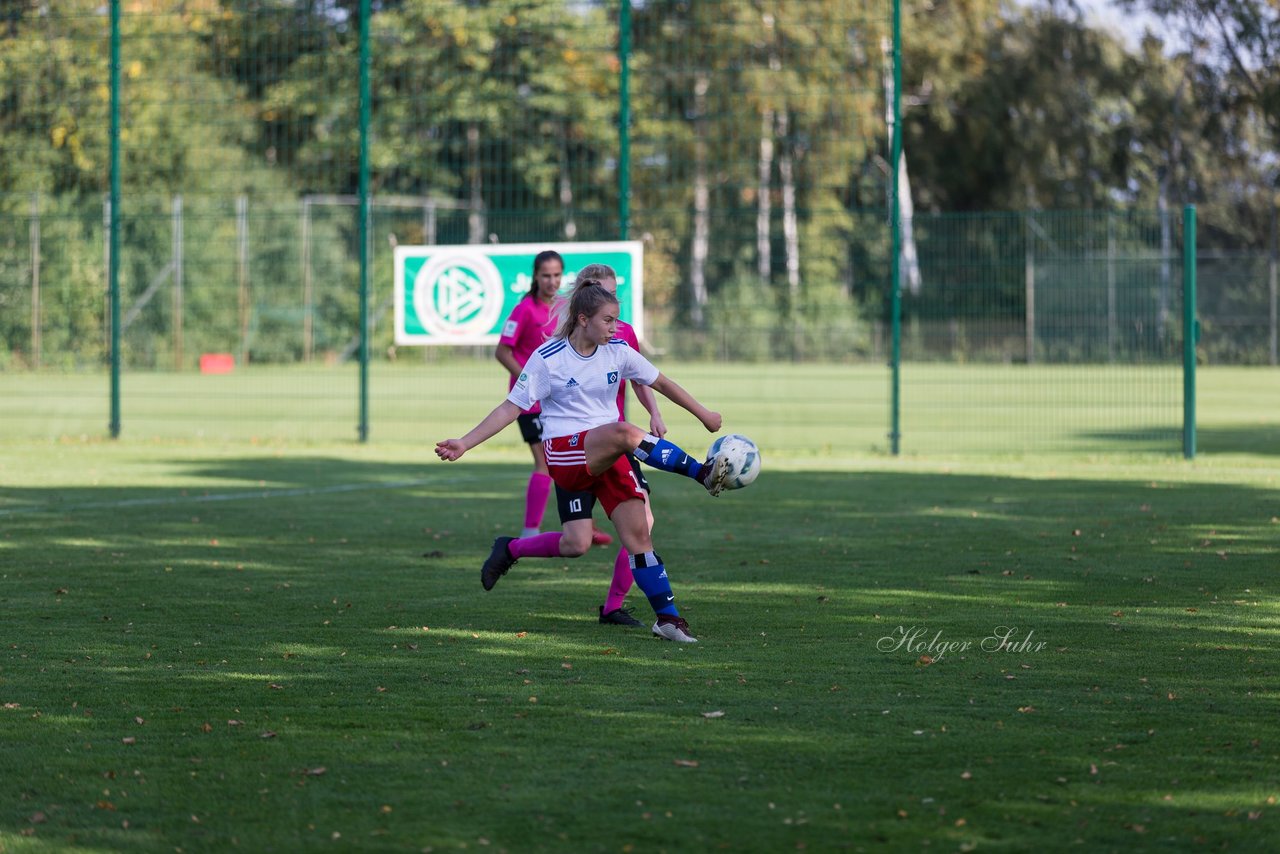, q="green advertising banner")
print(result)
[394,242,643,345]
